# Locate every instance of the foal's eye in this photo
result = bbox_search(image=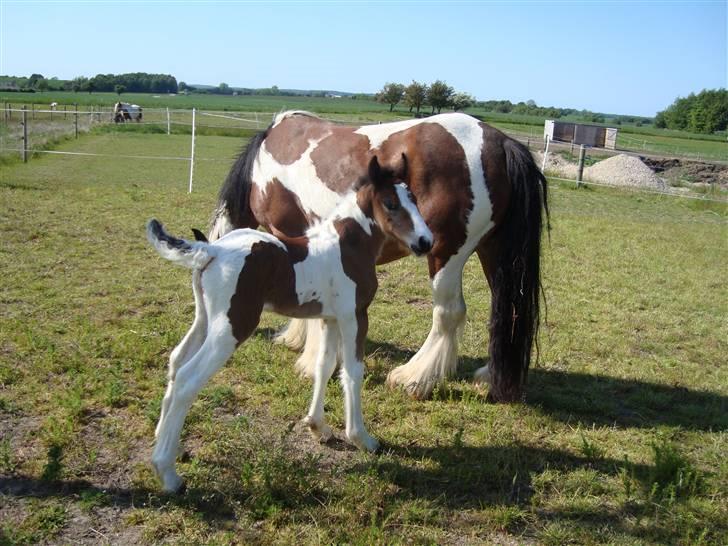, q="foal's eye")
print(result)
[384,200,400,212]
